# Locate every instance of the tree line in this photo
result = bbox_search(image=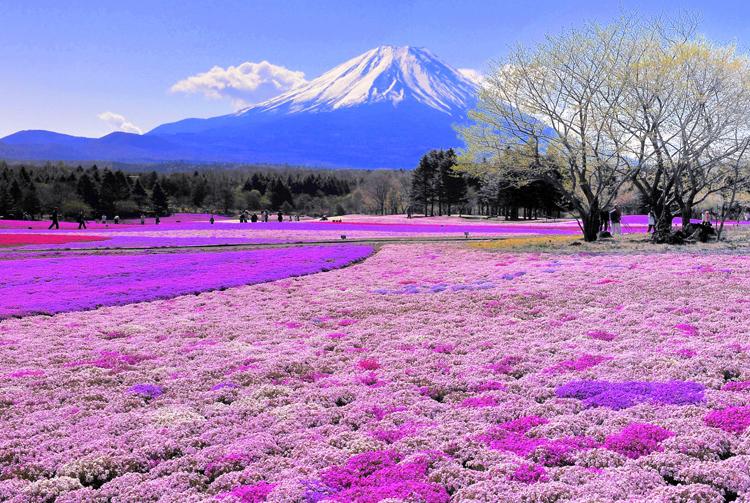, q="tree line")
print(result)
[0,161,412,220]
[408,148,569,219]
[0,156,570,222]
